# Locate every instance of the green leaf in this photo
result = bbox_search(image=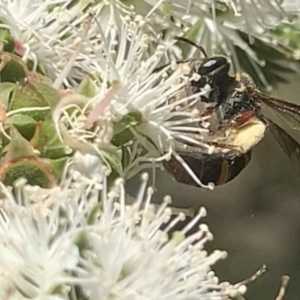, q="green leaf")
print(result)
[8,114,36,140]
[27,72,53,85]
[0,82,17,108]
[77,76,97,97]
[48,157,69,181]
[29,80,61,108]
[121,146,131,170]
[75,232,89,255]
[113,111,143,134]
[272,24,300,50]
[0,158,58,188]
[9,82,51,120]
[0,125,60,188]
[100,147,123,176]
[112,111,144,146]
[0,29,15,52]
[112,128,135,147]
[9,114,36,126]
[5,126,34,161]
[185,21,203,41]
[0,52,28,83]
[86,203,101,225]
[35,118,69,159]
